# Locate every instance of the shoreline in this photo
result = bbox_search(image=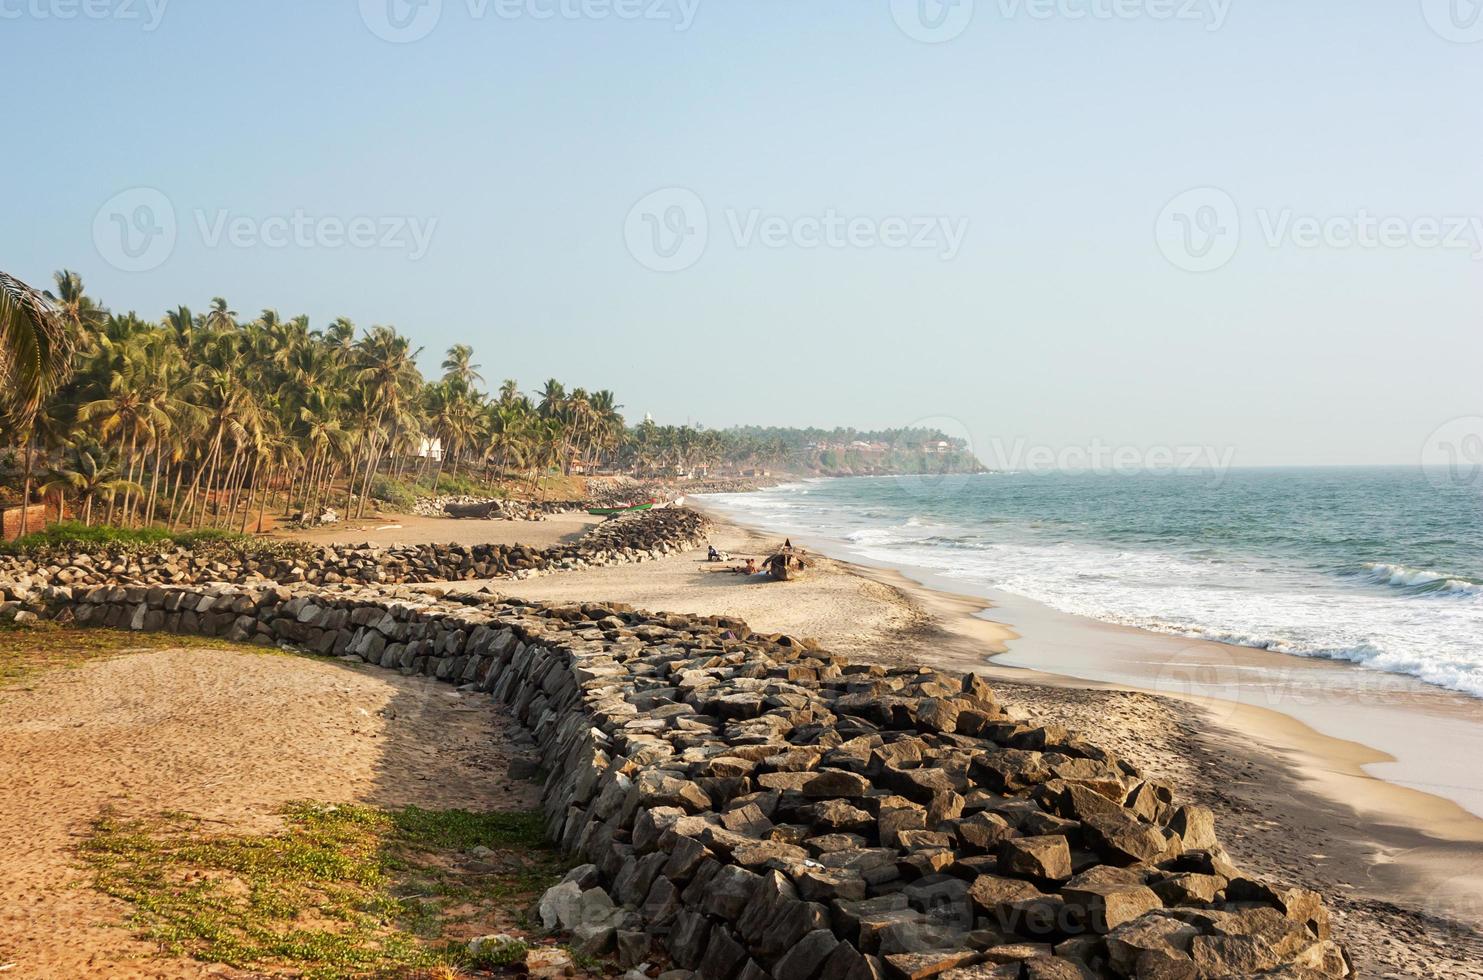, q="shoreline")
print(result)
[689,495,1483,813]
[677,498,1483,974]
